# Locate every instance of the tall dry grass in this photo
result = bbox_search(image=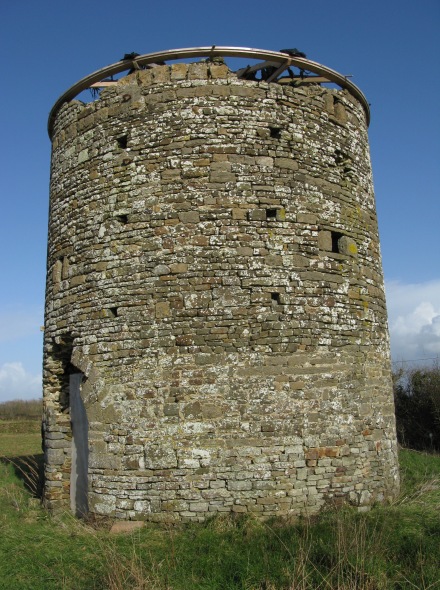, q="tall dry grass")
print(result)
[0,442,438,590]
